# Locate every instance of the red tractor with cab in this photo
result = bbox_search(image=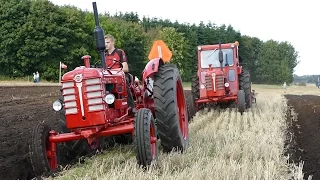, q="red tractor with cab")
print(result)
[189,41,252,117]
[29,2,189,177]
